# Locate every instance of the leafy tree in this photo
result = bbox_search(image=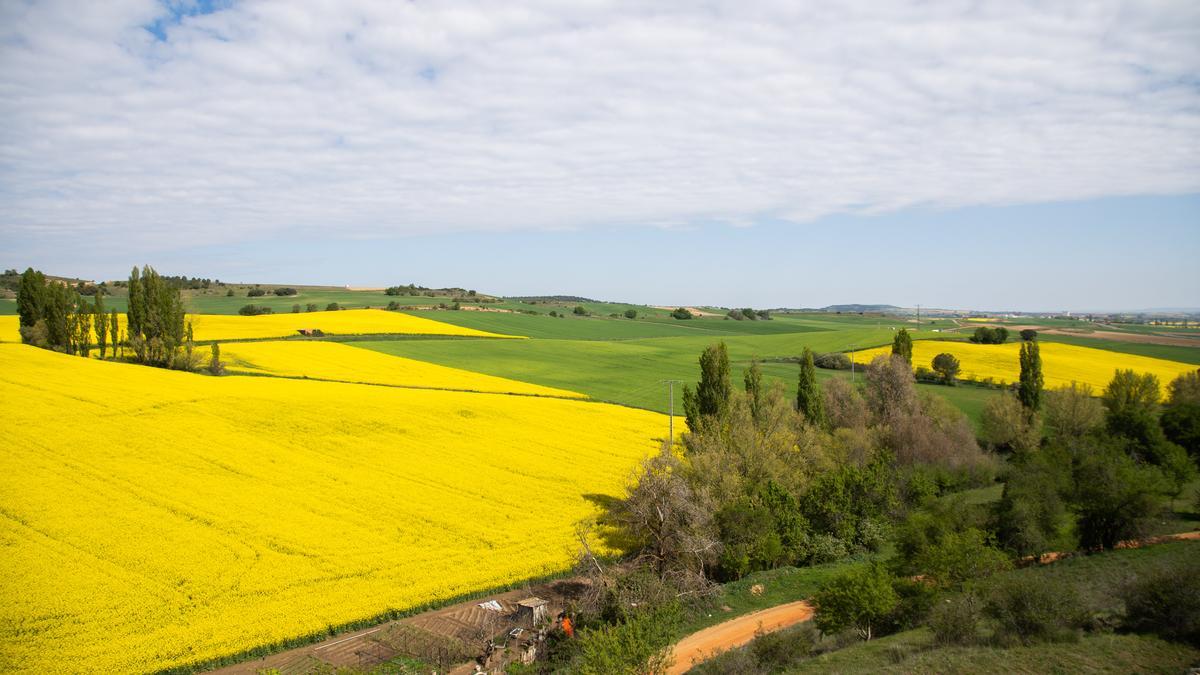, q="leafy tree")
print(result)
[126,265,186,368]
[1042,382,1104,444]
[238,305,273,316]
[16,268,47,331]
[1072,442,1165,550]
[813,563,899,640]
[574,305,588,316]
[671,307,693,320]
[682,342,731,431]
[744,361,763,423]
[208,343,224,375]
[931,352,960,384]
[913,528,1011,588]
[994,448,1072,557]
[109,309,119,357]
[272,287,297,296]
[572,603,682,675]
[93,293,108,358]
[864,355,918,422]
[247,288,266,297]
[127,266,144,339]
[891,328,913,365]
[796,347,825,427]
[325,302,340,311]
[741,308,757,320]
[971,326,1009,344]
[306,303,319,312]
[1162,370,1200,462]
[1018,340,1044,410]
[1020,329,1038,341]
[624,309,637,319]
[1167,369,1200,406]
